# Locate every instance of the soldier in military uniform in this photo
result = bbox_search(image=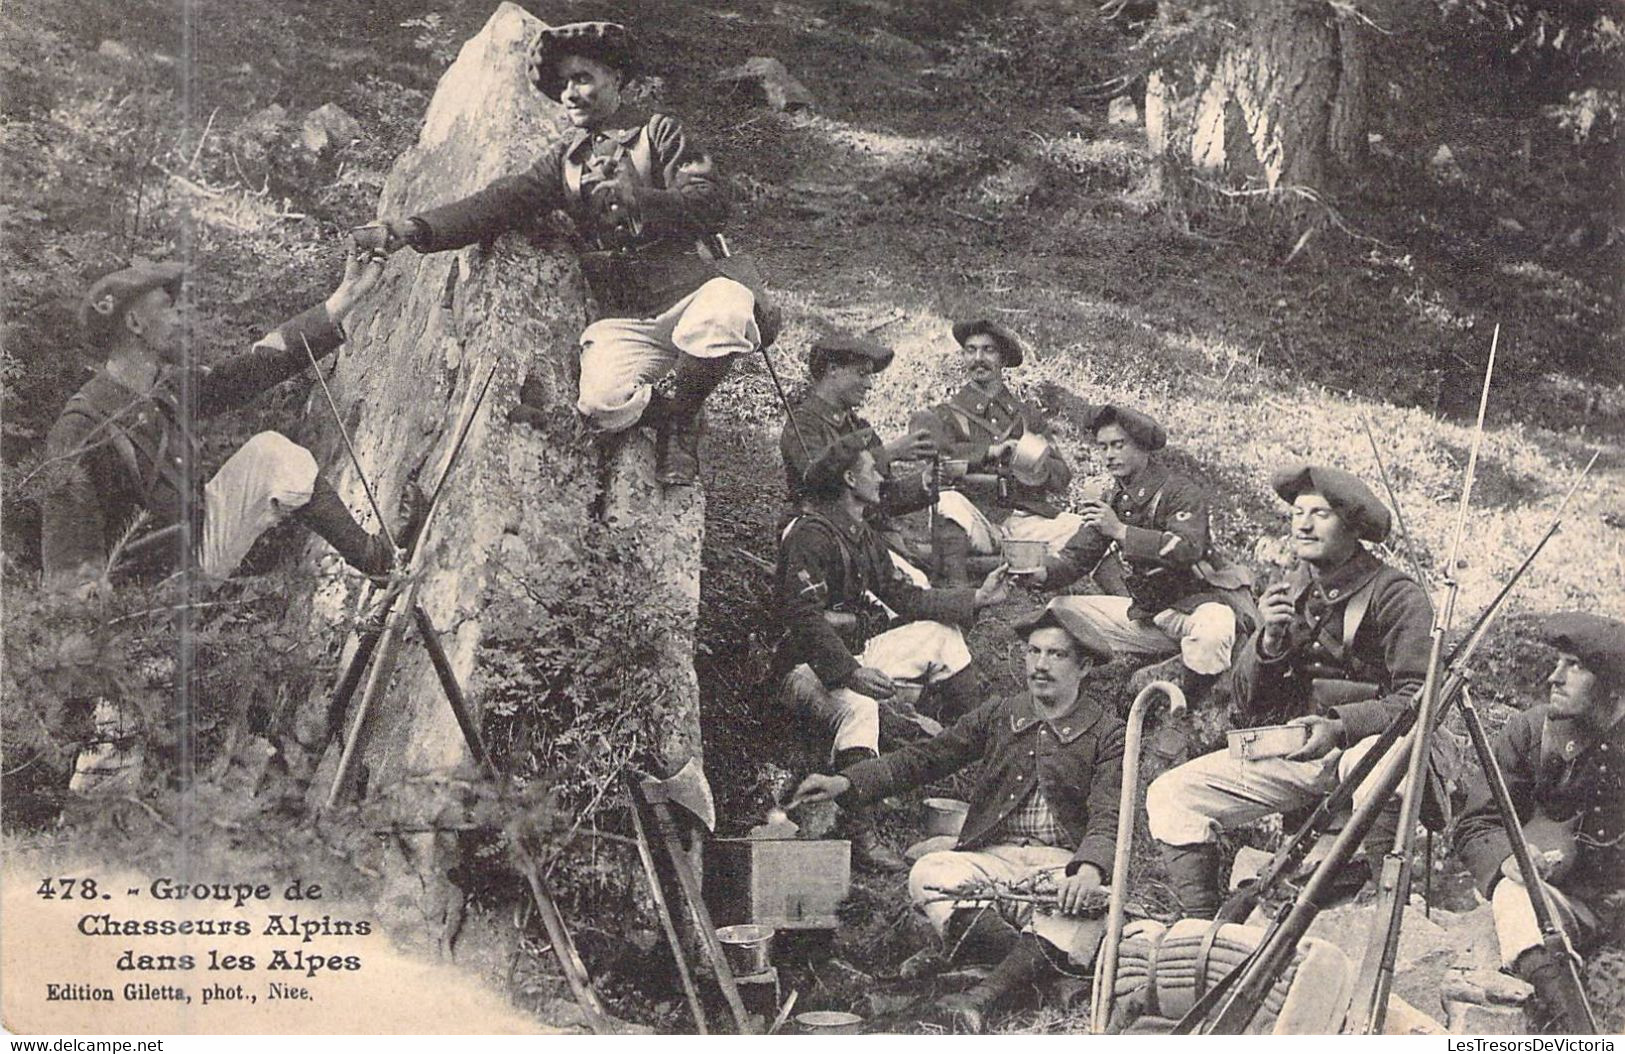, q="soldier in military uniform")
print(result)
[780,331,941,585]
[1145,464,1433,918]
[1029,404,1253,706]
[791,601,1127,1032]
[774,432,1010,870]
[1455,612,1625,1029]
[909,318,1081,585]
[366,21,766,486]
[41,251,415,588]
